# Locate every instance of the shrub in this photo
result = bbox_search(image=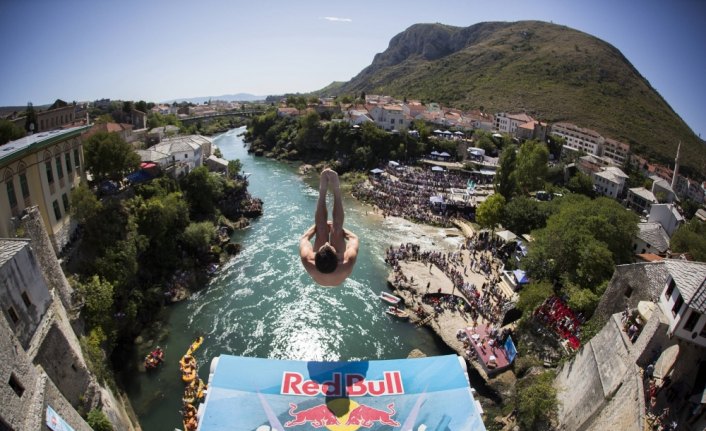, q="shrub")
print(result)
[516,371,558,430]
[87,408,113,431]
